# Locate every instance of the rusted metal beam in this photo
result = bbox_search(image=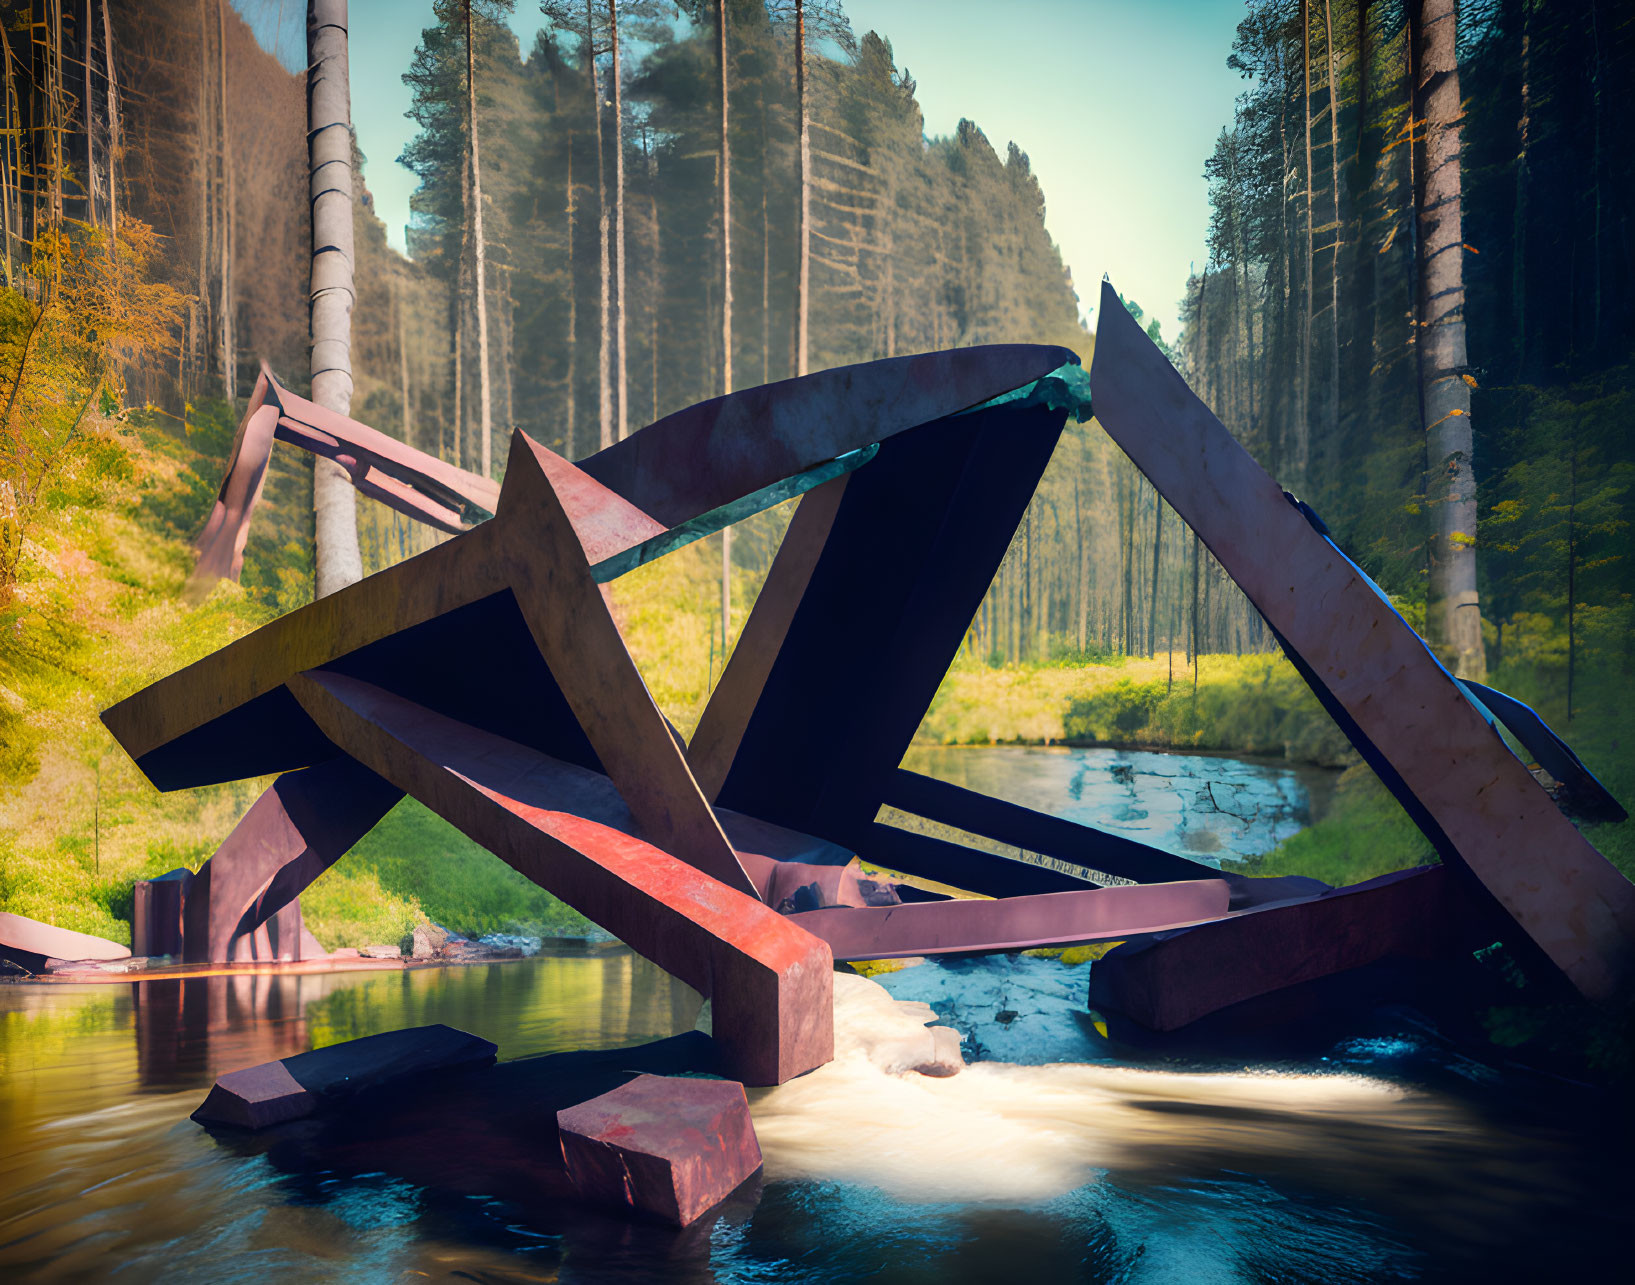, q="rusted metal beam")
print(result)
[1089,279,1635,999]
[579,344,1077,524]
[1086,865,1485,1032]
[179,756,403,964]
[688,475,849,804]
[287,669,833,1086]
[788,877,1232,961]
